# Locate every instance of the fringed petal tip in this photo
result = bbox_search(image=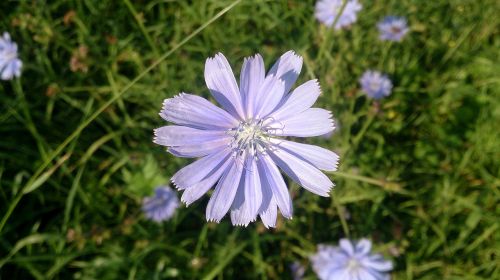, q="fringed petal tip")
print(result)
[312,78,322,93]
[180,197,192,207]
[170,177,189,192]
[332,161,340,172]
[206,217,222,224]
[230,216,257,227]
[283,50,303,71]
[170,178,178,187]
[232,222,250,227]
